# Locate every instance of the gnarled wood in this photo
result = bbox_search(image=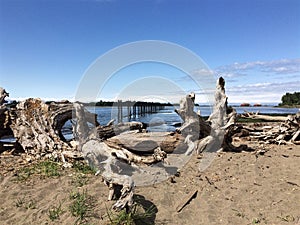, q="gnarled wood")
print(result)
[175,92,200,141]
[197,77,246,153]
[0,87,9,106]
[73,103,169,211]
[9,98,74,157]
[0,88,12,139]
[96,121,146,140]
